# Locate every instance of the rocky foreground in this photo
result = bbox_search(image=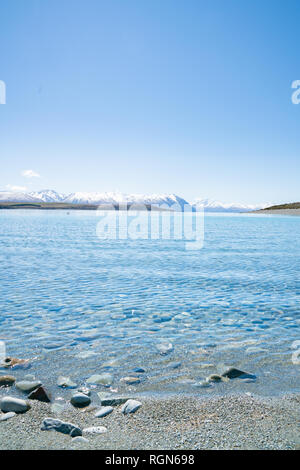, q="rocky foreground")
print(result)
[0,368,300,449]
[0,357,300,450]
[0,393,299,450]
